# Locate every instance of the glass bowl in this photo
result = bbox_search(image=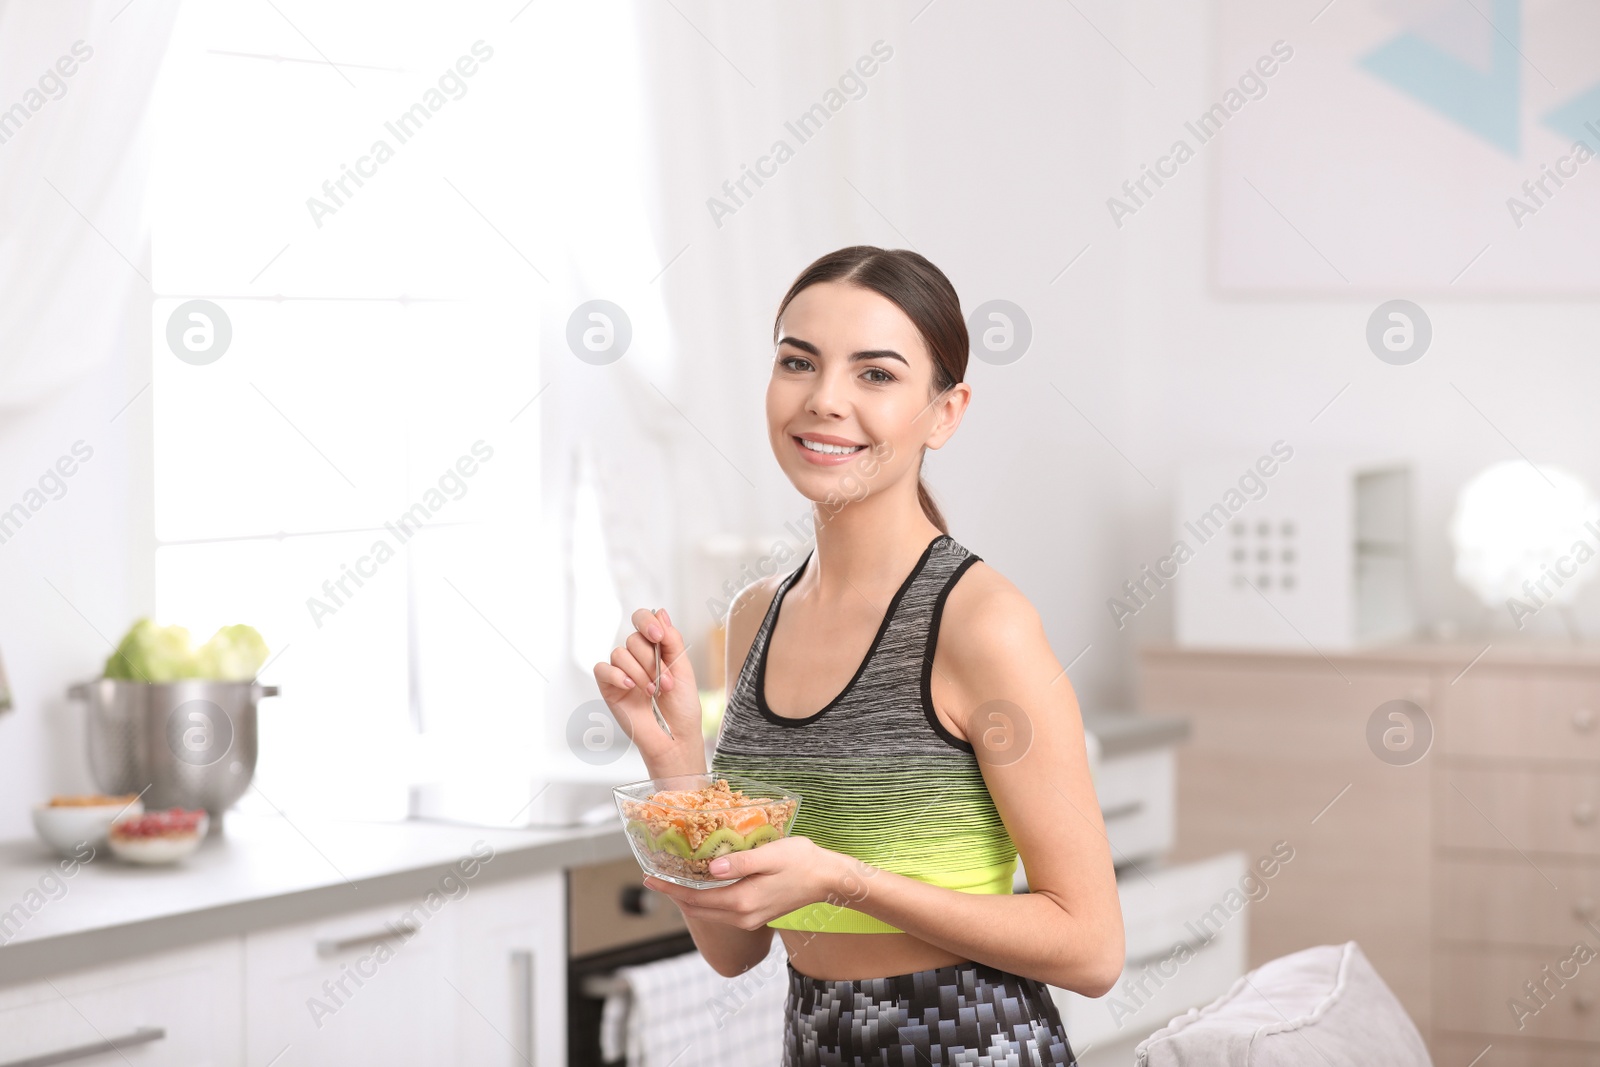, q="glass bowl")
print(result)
[613,772,801,889]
